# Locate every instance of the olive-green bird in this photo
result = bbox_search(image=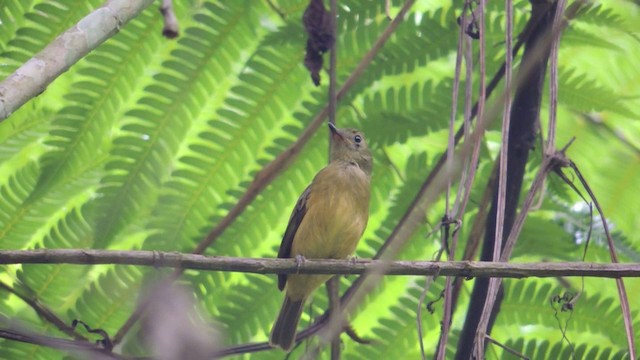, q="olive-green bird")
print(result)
[269,123,372,352]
